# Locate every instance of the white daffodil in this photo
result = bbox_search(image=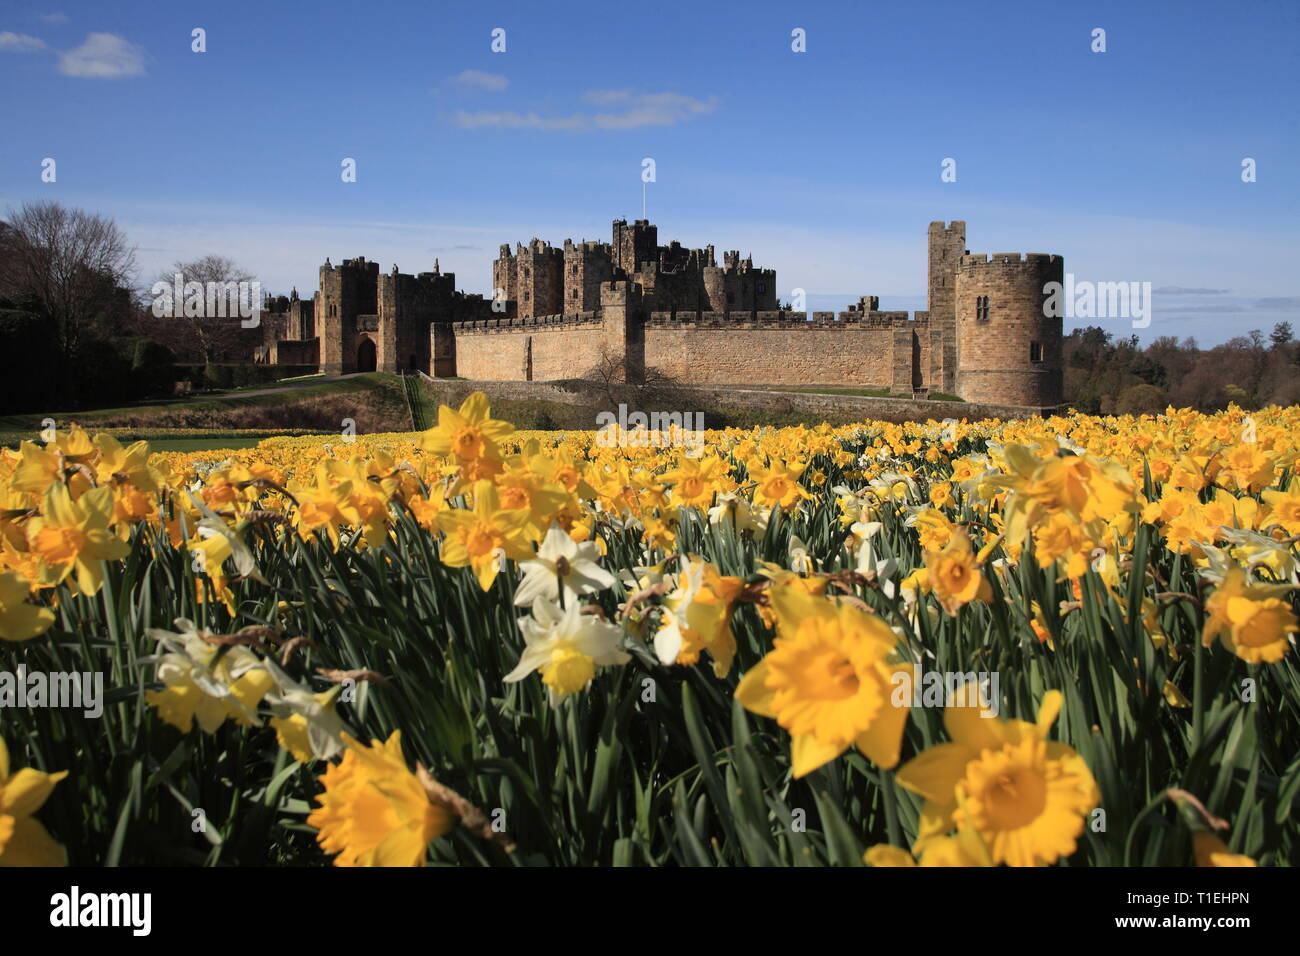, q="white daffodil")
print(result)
[513,523,616,608]
[261,657,348,763]
[1055,433,1088,456]
[870,471,920,503]
[854,527,897,599]
[1195,531,1298,587]
[849,518,884,550]
[653,557,705,666]
[505,597,629,707]
[788,535,814,575]
[185,490,265,583]
[620,559,673,594]
[617,560,675,635]
[707,491,759,536]
[140,618,272,733]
